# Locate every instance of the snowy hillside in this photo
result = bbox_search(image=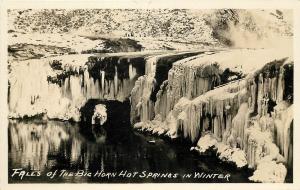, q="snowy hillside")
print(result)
[8,9,292,48]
